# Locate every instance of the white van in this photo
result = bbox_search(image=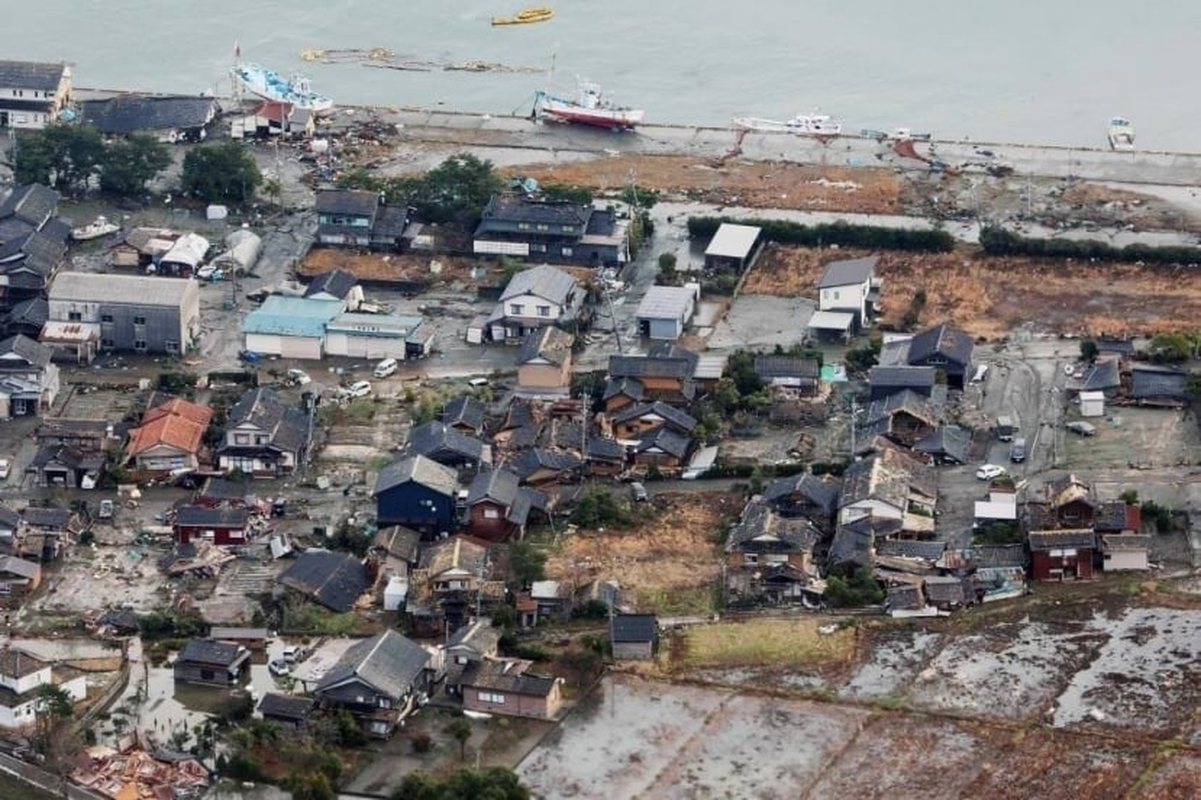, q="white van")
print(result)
[373,358,399,379]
